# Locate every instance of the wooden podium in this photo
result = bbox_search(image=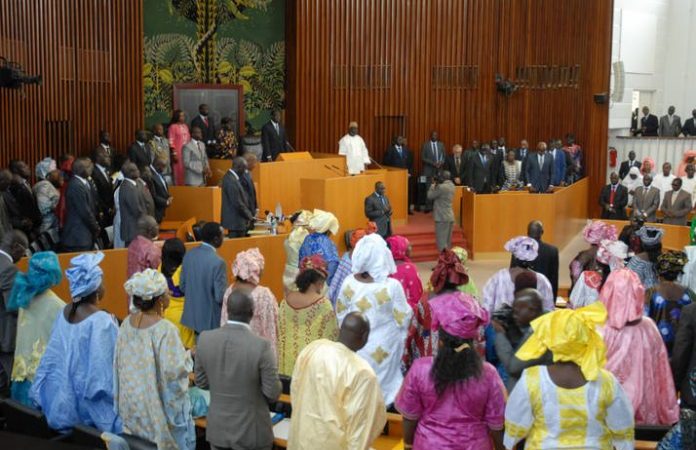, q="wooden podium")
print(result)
[162,186,221,225]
